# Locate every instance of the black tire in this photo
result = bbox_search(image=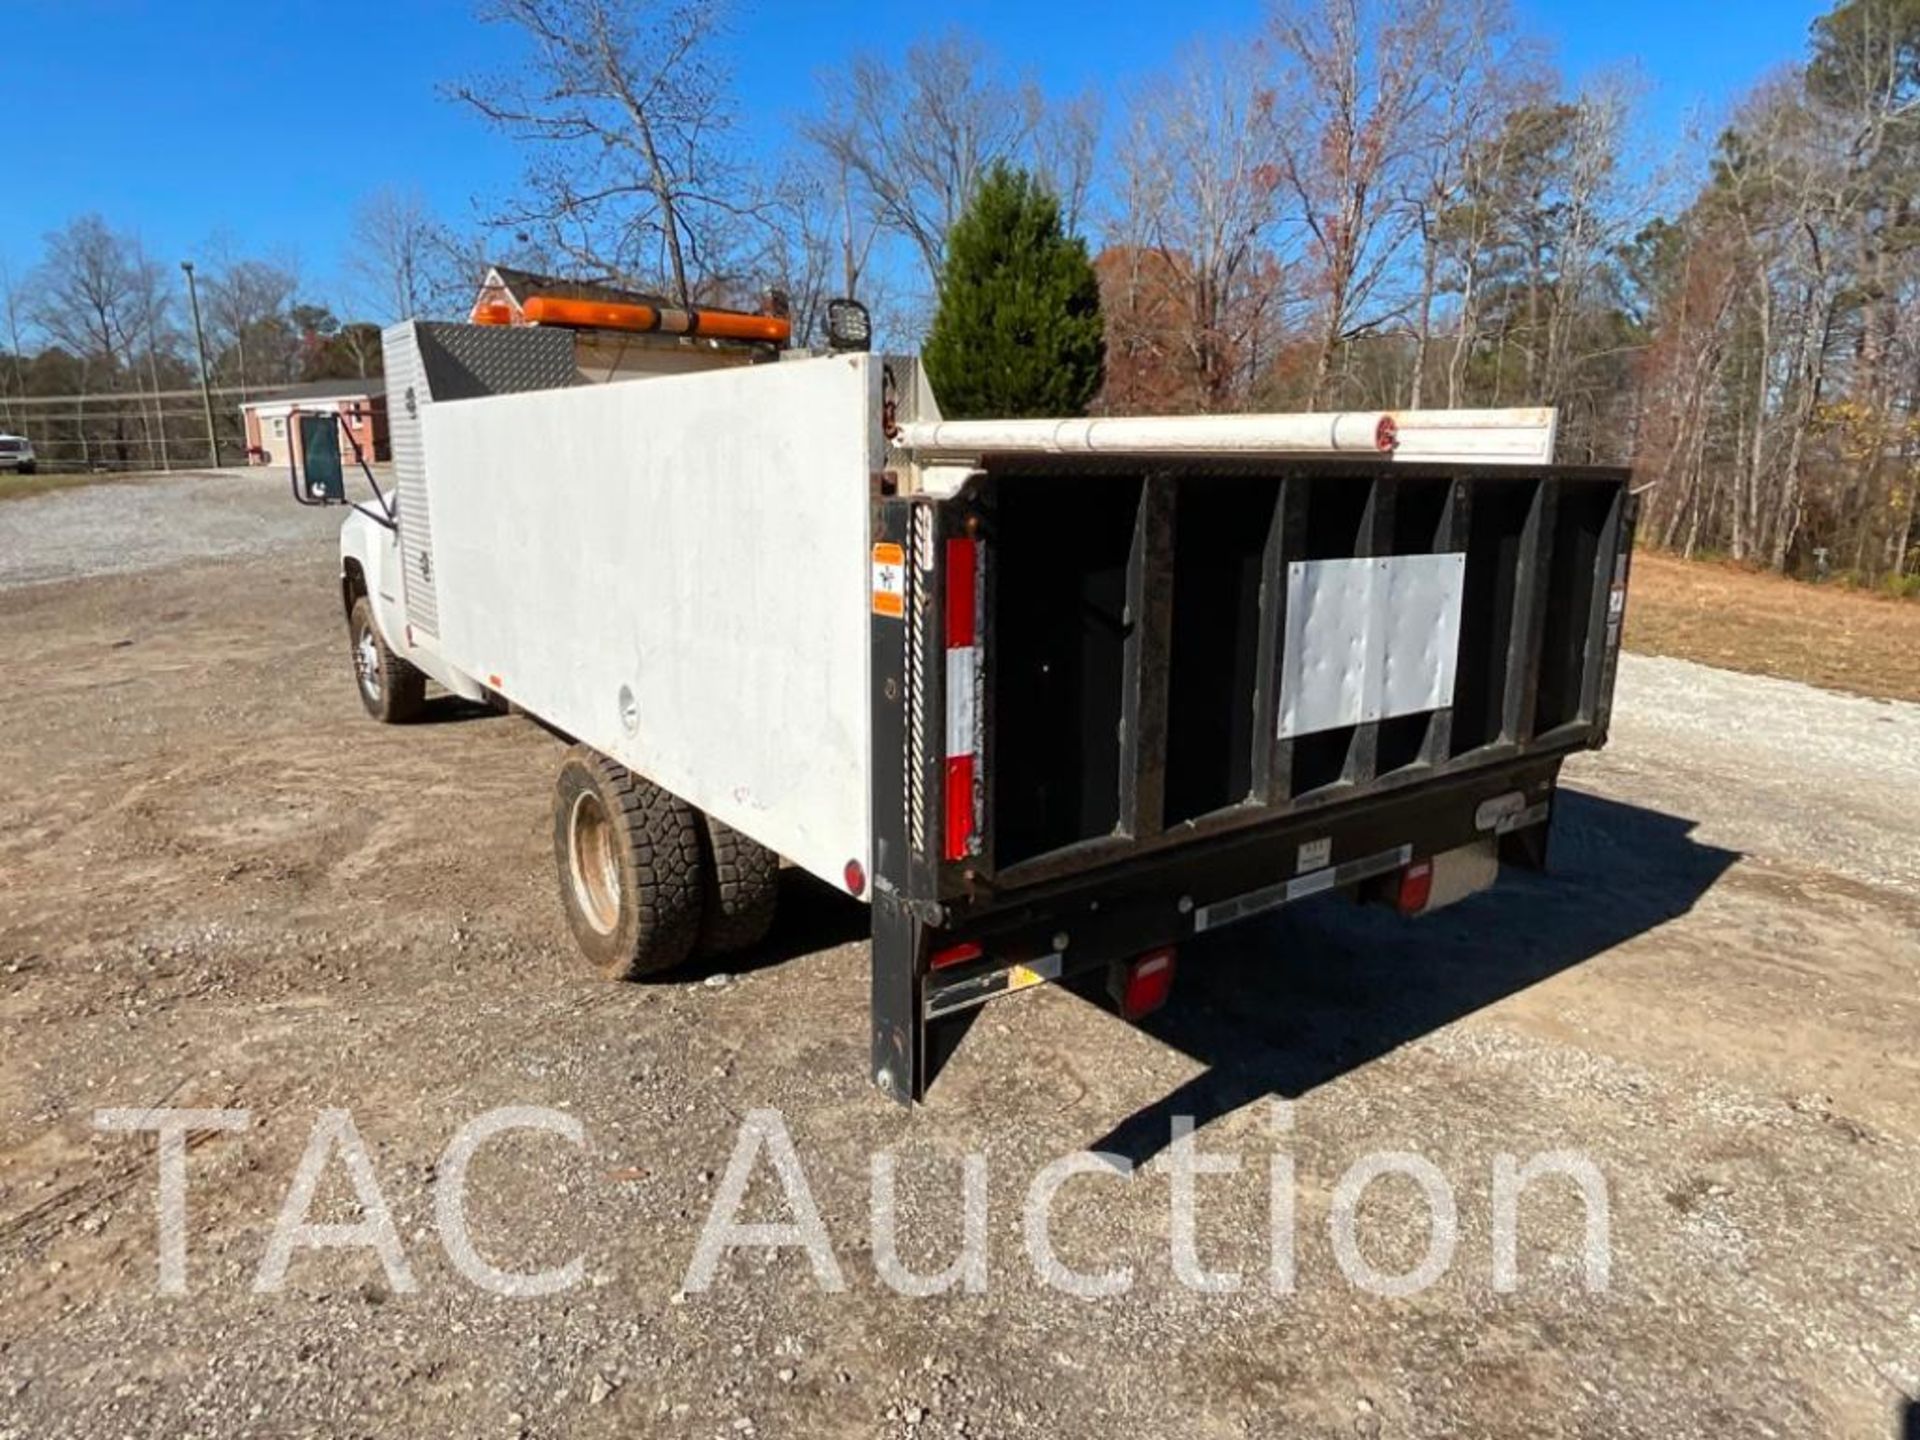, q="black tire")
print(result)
[16,462,34,476]
[553,747,704,979]
[348,595,425,723]
[695,814,779,955]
